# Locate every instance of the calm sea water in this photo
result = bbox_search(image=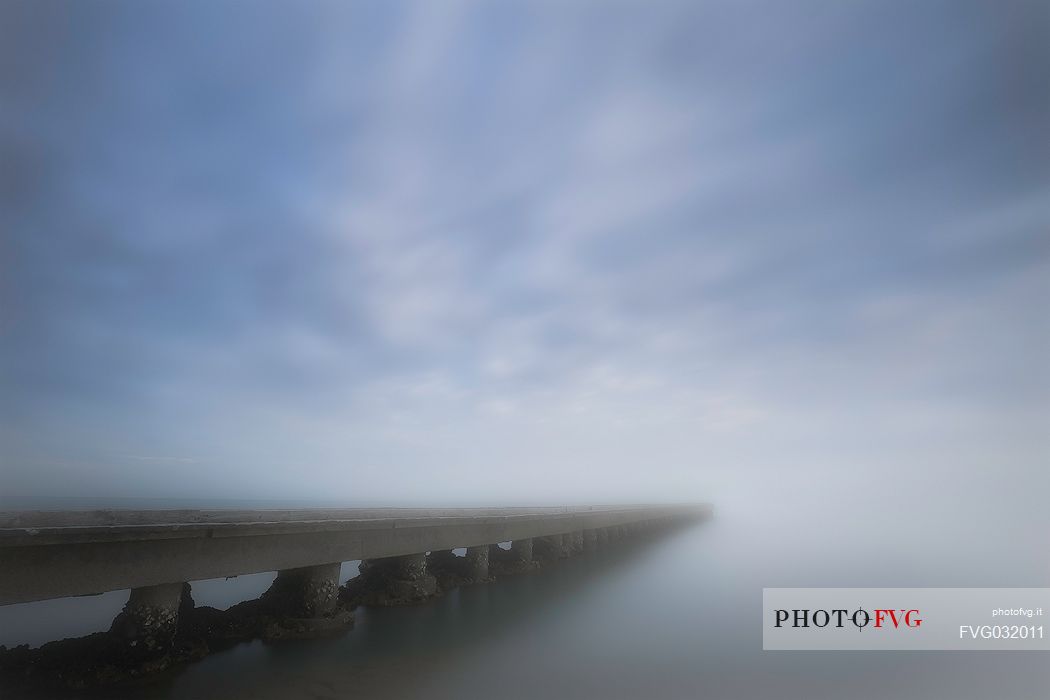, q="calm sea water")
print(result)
[2,498,1047,699]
